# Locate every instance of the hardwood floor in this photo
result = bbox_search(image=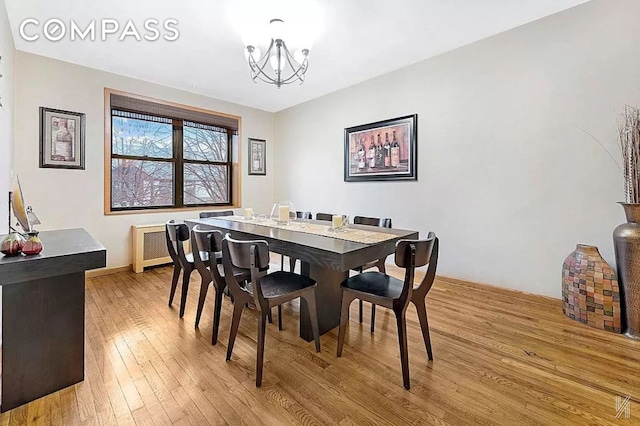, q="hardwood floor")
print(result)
[2,259,640,425]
